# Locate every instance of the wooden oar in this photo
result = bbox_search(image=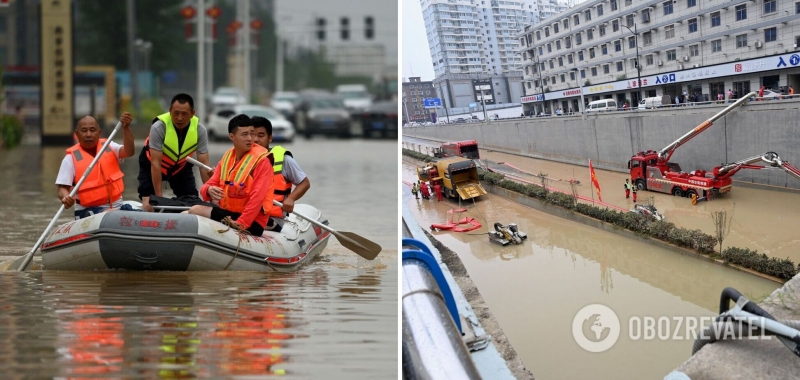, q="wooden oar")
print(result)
[186,156,382,260]
[16,122,124,271]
